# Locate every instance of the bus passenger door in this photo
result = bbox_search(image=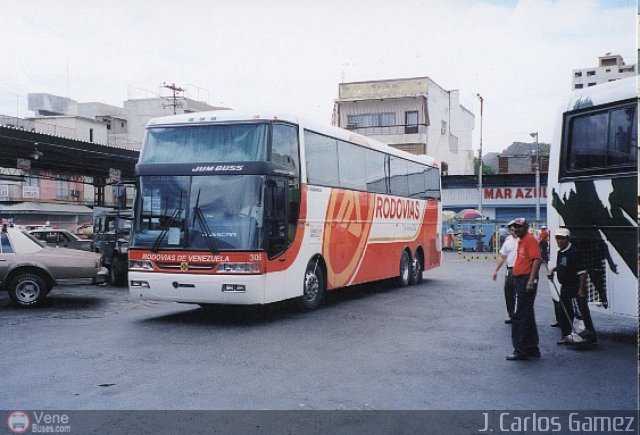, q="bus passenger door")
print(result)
[264,177,299,301]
